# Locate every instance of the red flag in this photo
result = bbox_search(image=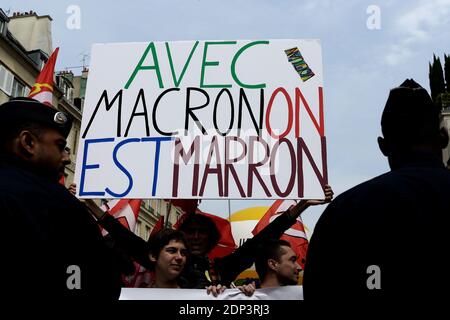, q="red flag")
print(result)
[252,200,309,269]
[173,211,188,230]
[149,215,165,238]
[99,199,152,287]
[101,199,142,232]
[28,48,64,184]
[166,199,199,214]
[28,47,59,106]
[128,213,164,288]
[197,209,237,260]
[175,209,237,260]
